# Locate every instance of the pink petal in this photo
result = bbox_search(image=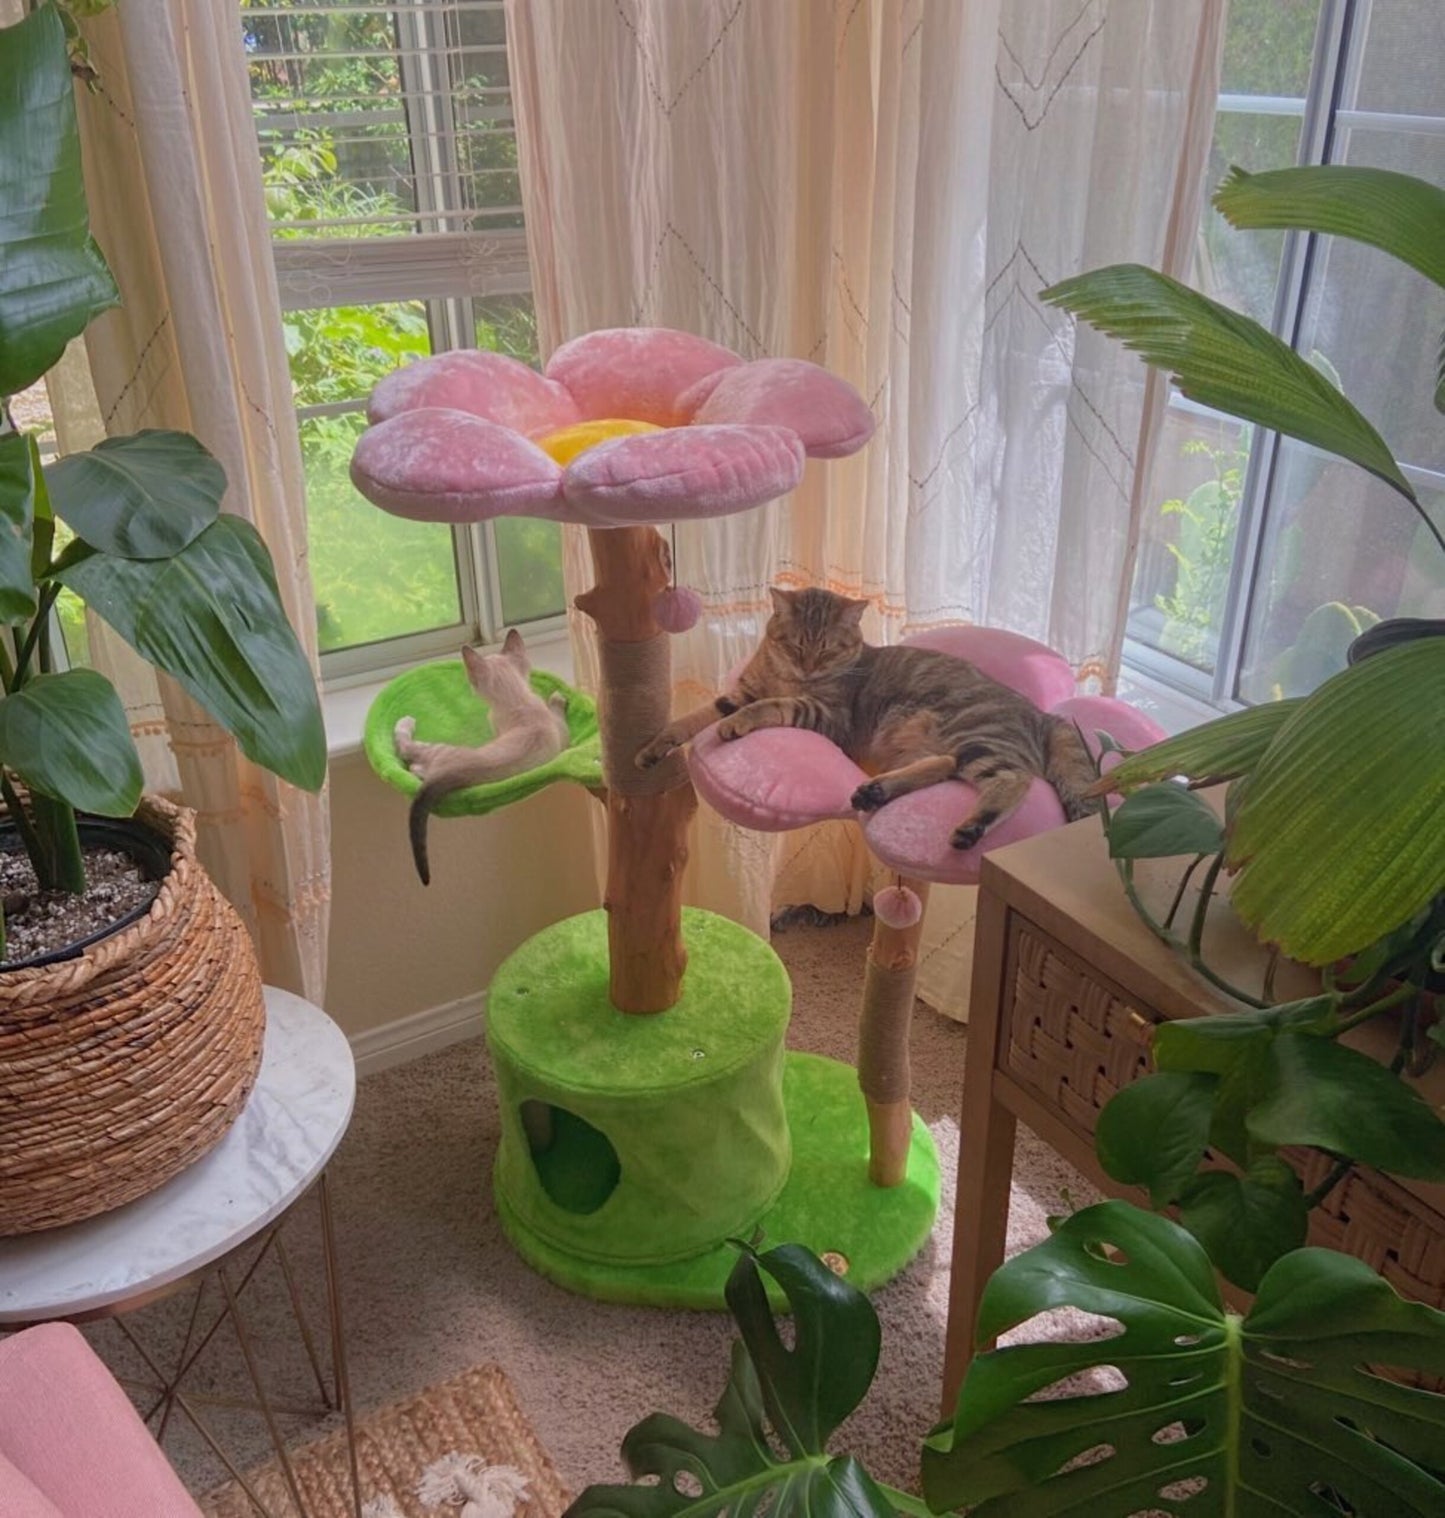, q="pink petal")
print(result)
[864,778,1066,885]
[367,351,580,437]
[689,723,867,831]
[1052,695,1168,757]
[903,626,1077,711]
[1053,695,1169,797]
[351,409,564,522]
[546,328,743,426]
[685,358,875,458]
[562,425,804,527]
